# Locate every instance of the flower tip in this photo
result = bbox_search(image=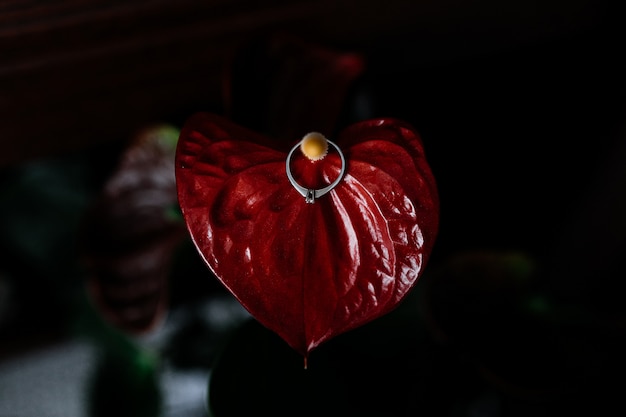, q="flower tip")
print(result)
[300,132,328,161]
